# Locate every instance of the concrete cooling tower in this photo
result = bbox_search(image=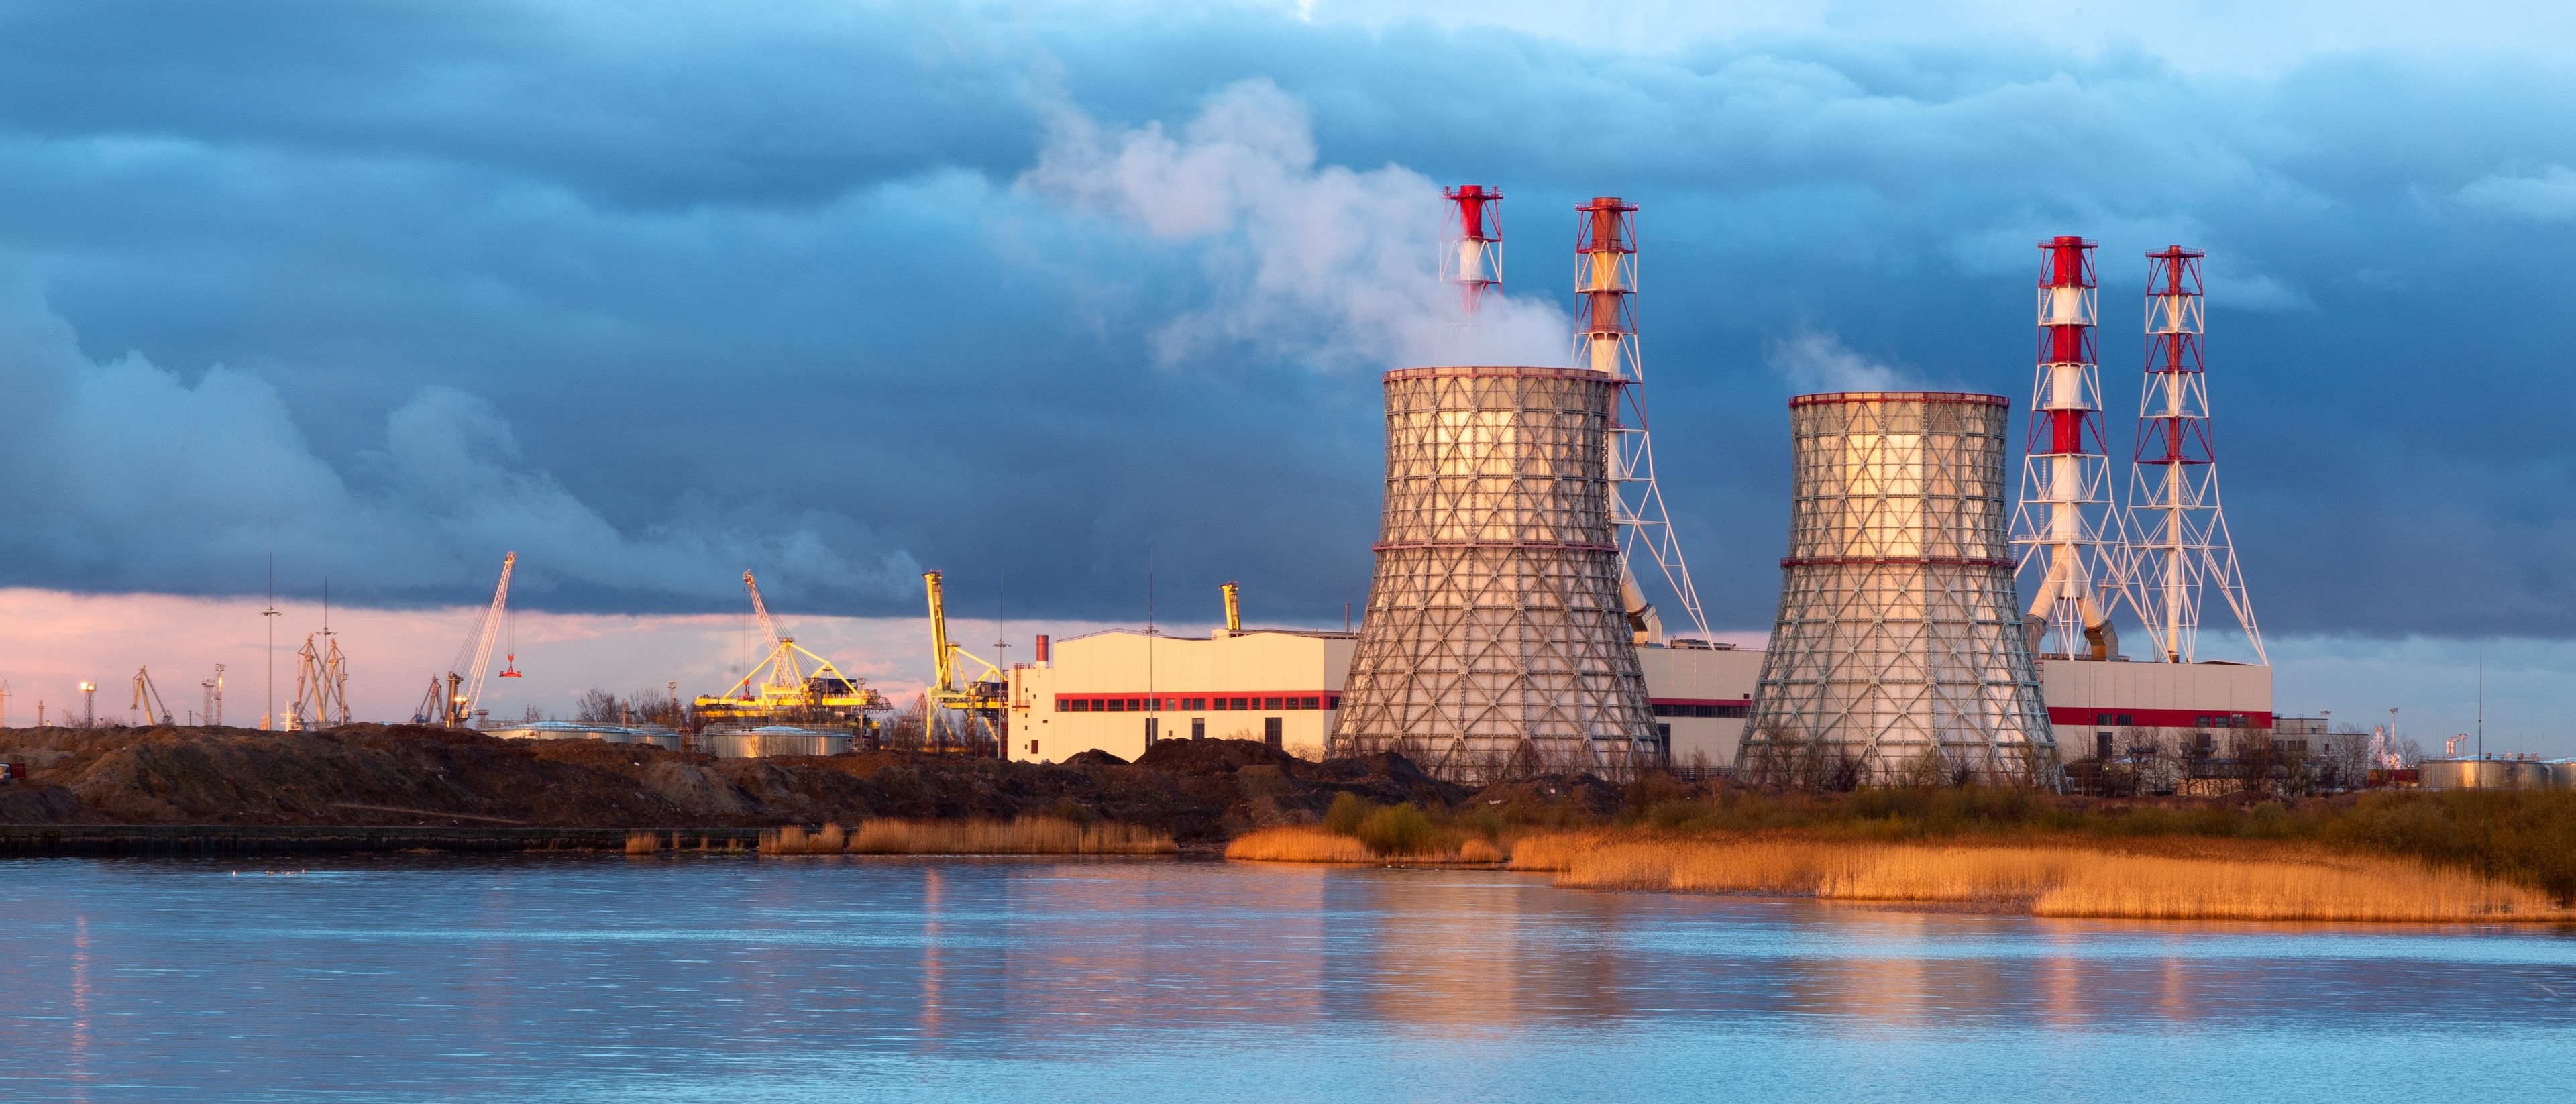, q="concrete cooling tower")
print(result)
[1737,392,2058,787]
[1329,365,1657,783]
